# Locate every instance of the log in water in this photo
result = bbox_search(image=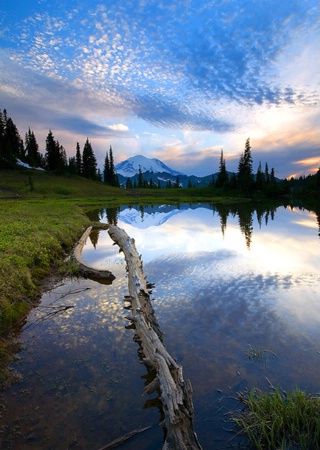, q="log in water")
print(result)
[108,224,203,450]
